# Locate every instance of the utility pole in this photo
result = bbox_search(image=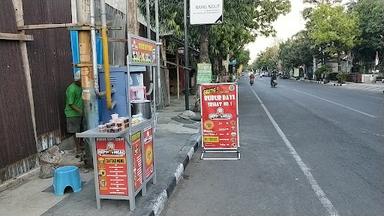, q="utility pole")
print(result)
[77,0,98,130]
[184,0,190,110]
[155,0,162,108]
